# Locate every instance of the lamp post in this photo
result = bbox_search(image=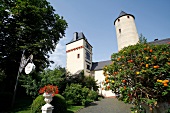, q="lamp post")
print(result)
[11,50,35,108]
